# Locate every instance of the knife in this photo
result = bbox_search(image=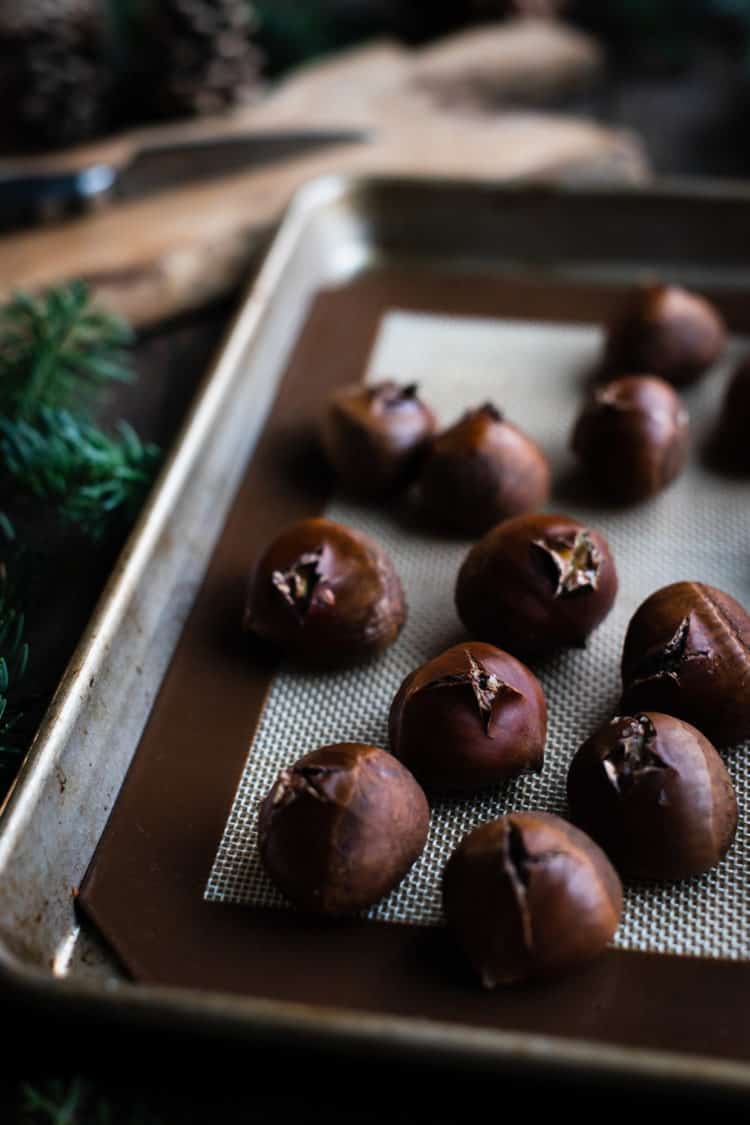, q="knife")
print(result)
[0,128,369,231]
